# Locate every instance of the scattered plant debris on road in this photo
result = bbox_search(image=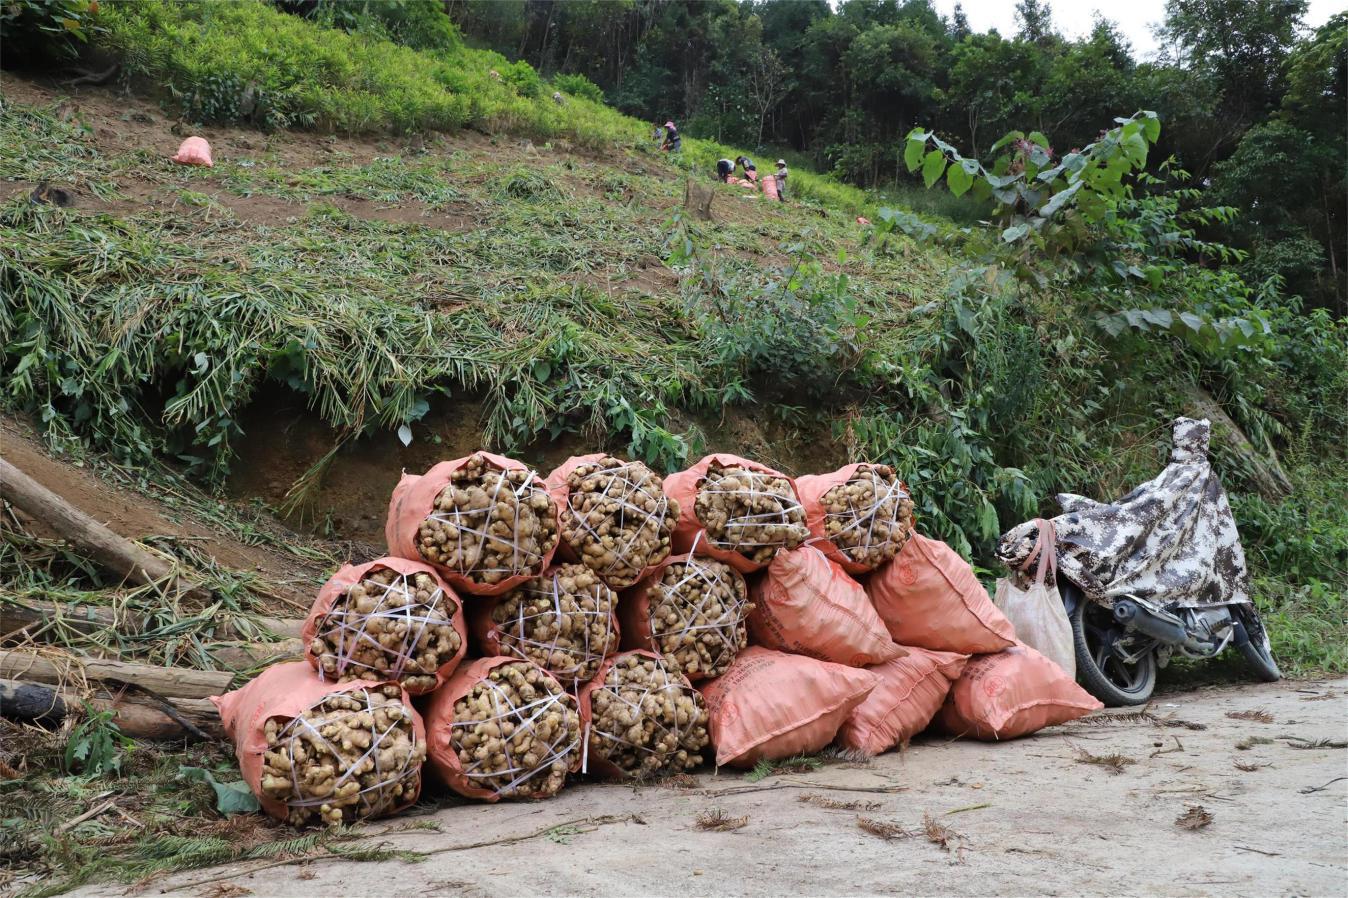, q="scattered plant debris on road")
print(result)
[1175,805,1214,830]
[695,808,748,831]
